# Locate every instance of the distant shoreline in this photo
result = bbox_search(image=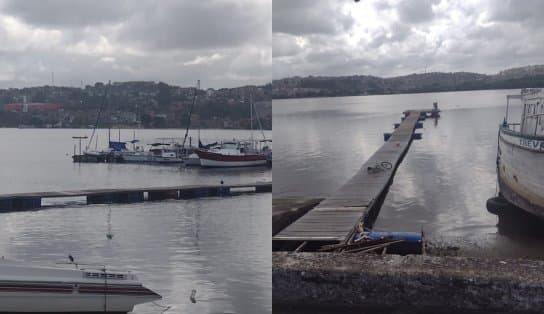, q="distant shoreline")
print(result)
[1,126,272,131]
[272,86,526,100]
[272,65,544,99]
